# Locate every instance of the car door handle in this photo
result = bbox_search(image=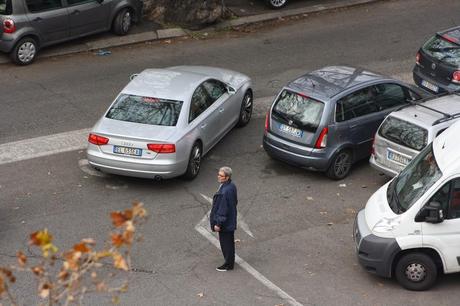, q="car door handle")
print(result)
[200,123,207,129]
[219,108,224,113]
[33,17,43,22]
[71,10,80,15]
